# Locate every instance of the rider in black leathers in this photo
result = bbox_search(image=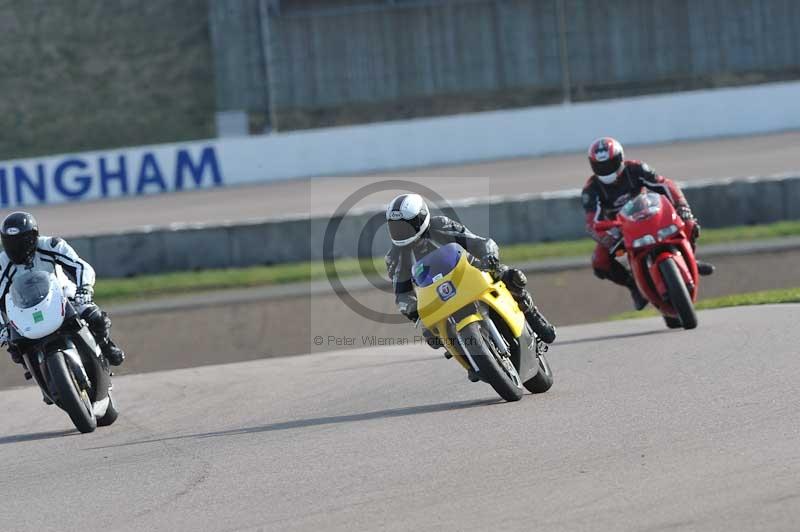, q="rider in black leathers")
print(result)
[384,194,556,346]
